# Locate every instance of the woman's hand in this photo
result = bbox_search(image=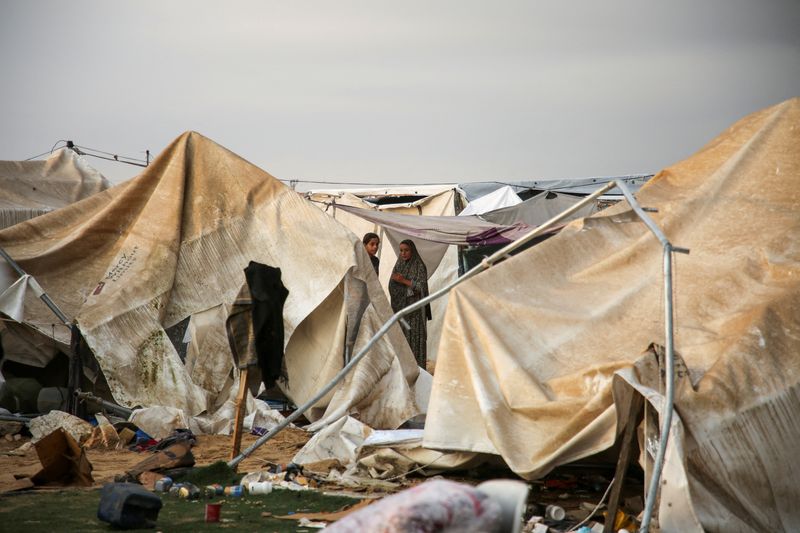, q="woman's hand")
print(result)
[391,273,412,287]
